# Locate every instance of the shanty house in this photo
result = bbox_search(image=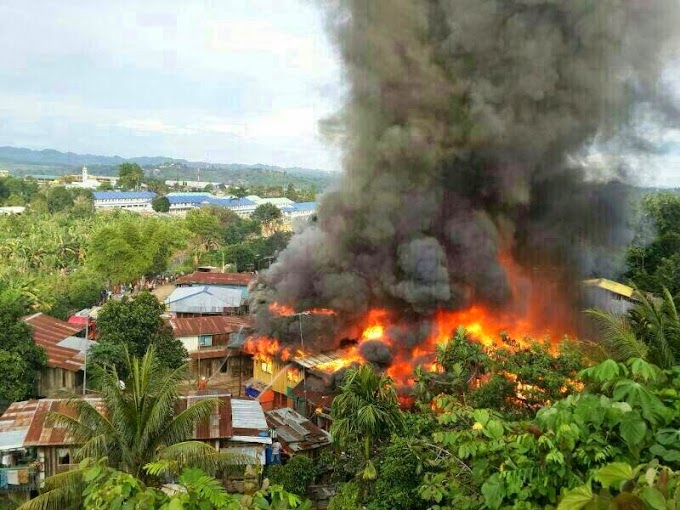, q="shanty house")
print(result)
[246,356,300,411]
[0,400,40,500]
[0,394,271,486]
[165,286,244,317]
[174,271,254,309]
[582,278,639,316]
[266,408,332,459]
[23,313,96,396]
[169,316,253,391]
